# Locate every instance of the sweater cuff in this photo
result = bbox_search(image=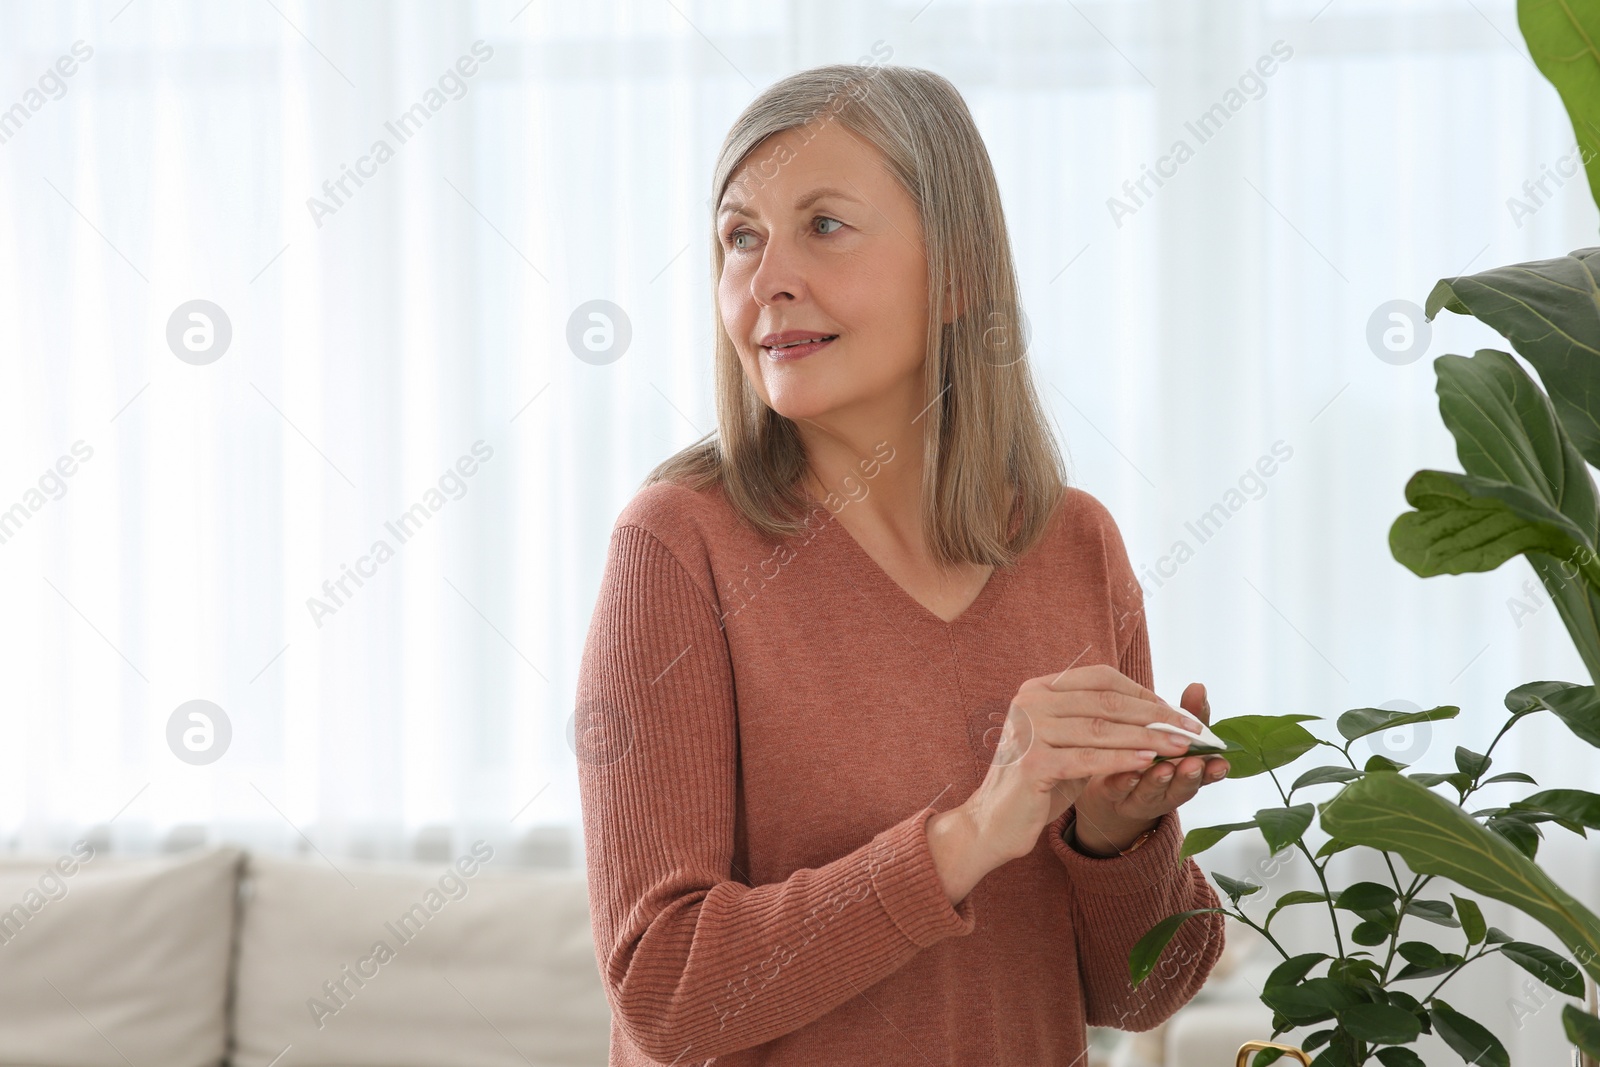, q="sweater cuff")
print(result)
[1047,805,1187,897]
[868,807,978,947]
